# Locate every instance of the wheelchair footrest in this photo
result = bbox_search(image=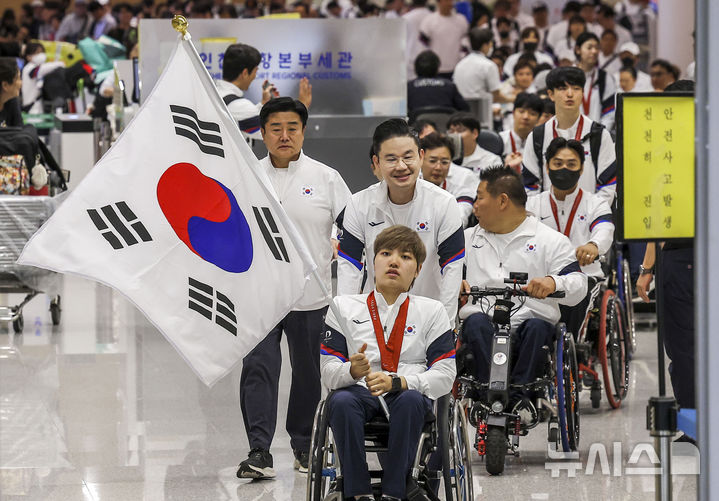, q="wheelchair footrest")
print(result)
[406,478,432,501]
